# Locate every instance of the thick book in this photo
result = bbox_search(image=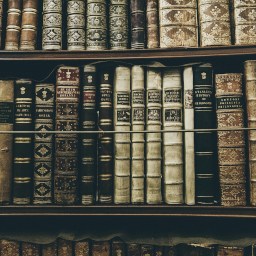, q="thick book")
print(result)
[111,238,126,256]
[217,246,245,256]
[131,65,145,204]
[80,64,97,205]
[127,243,141,256]
[193,64,217,205]
[5,0,22,50]
[0,80,14,204]
[33,83,54,204]
[57,239,73,256]
[67,0,86,50]
[87,0,107,50]
[215,73,247,206]
[162,68,183,205]
[0,240,20,256]
[22,242,40,256]
[146,68,162,204]
[159,0,198,48]
[92,241,110,256]
[54,66,80,205]
[42,0,62,50]
[198,0,231,46]
[114,66,131,204]
[183,66,195,205]
[75,240,90,256]
[42,242,58,256]
[109,0,129,50]
[13,79,34,205]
